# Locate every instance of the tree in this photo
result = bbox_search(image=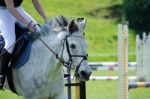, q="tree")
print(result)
[124,0,150,36]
